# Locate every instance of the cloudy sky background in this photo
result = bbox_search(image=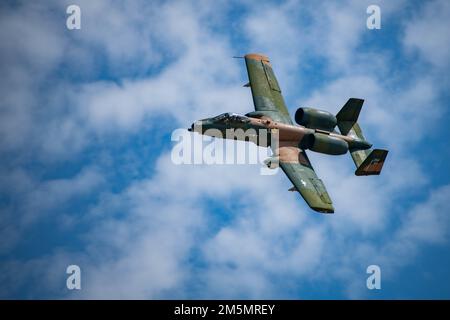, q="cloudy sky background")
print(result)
[0,0,449,299]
